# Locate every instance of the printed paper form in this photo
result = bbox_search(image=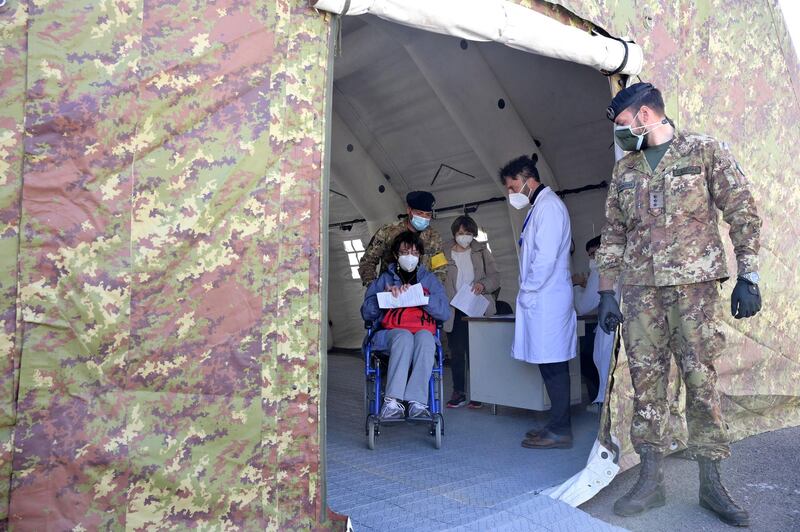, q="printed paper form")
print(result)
[450,284,490,318]
[377,283,429,309]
